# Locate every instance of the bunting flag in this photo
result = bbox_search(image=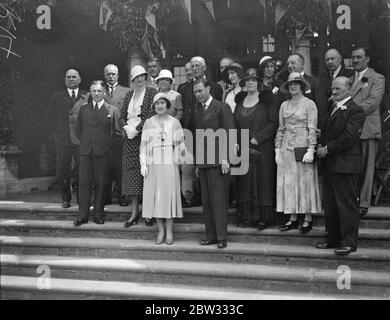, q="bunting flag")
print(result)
[145,5,159,46]
[295,26,308,43]
[99,1,112,31]
[141,24,153,58]
[258,0,266,23]
[204,0,216,22]
[274,1,288,29]
[180,0,192,24]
